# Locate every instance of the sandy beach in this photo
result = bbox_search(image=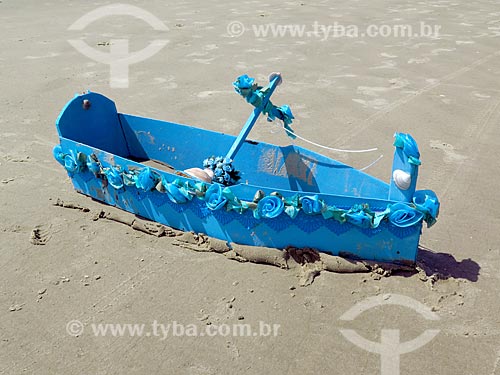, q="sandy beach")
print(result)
[1,0,500,374]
